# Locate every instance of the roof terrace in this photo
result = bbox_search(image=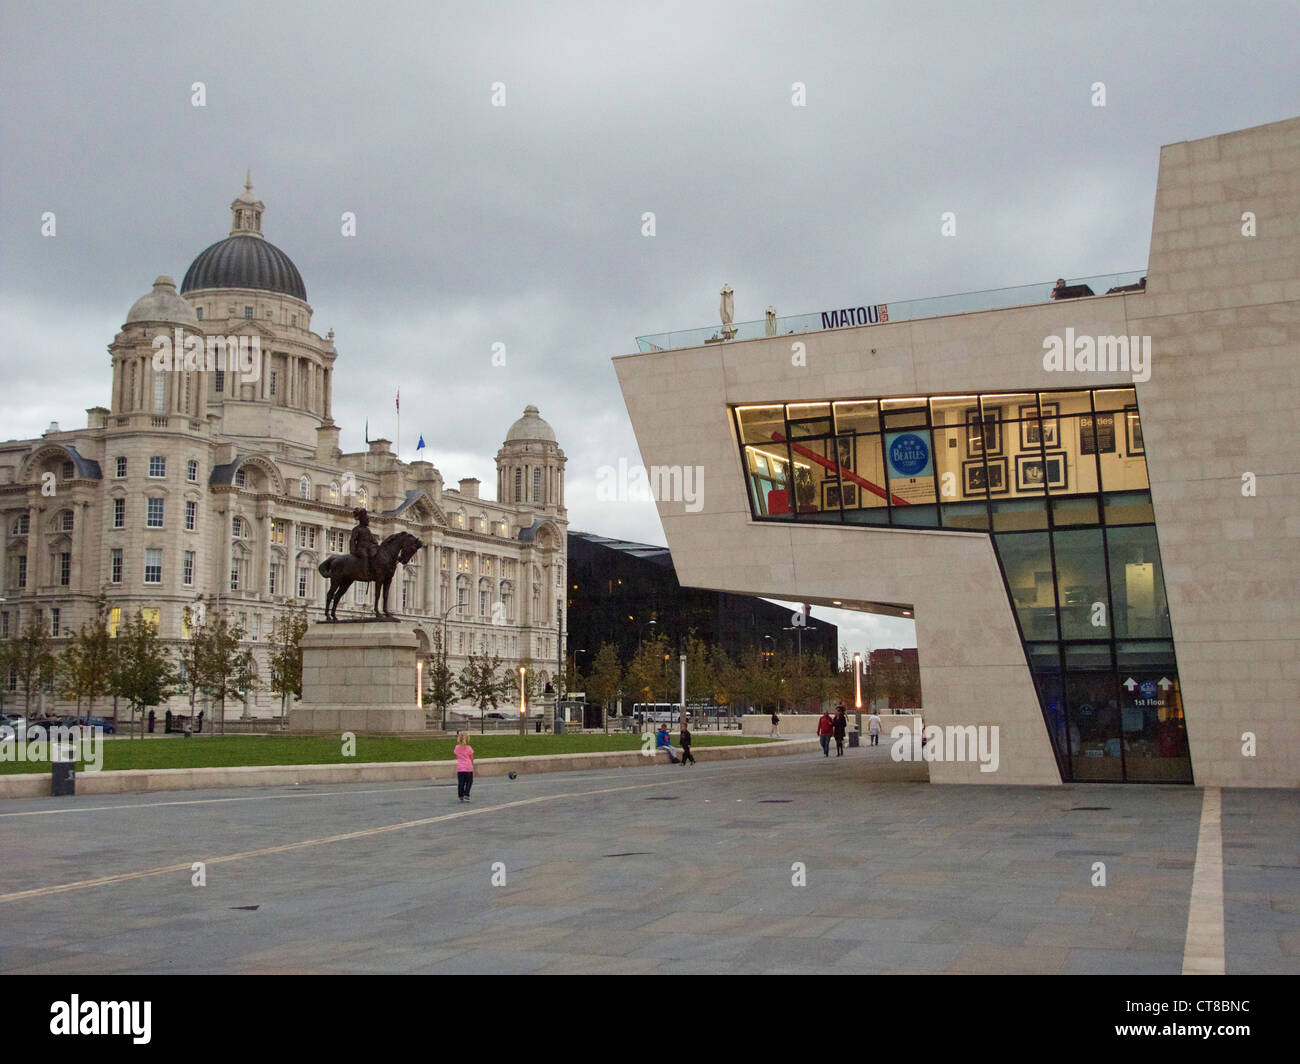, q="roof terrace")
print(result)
[634,269,1147,353]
